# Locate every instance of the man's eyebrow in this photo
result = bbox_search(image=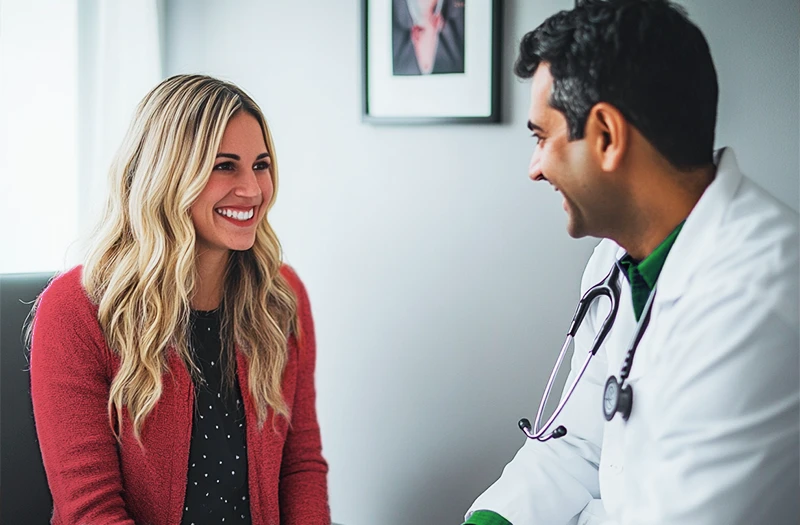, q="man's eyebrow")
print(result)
[527,121,544,132]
